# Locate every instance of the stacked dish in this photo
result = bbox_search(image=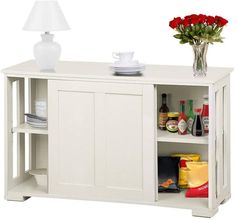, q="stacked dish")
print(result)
[110,61,145,75]
[110,51,145,75]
